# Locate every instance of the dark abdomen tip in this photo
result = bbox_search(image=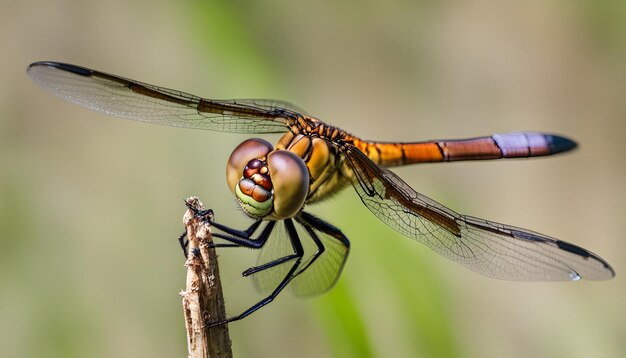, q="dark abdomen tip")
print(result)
[546,135,577,154]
